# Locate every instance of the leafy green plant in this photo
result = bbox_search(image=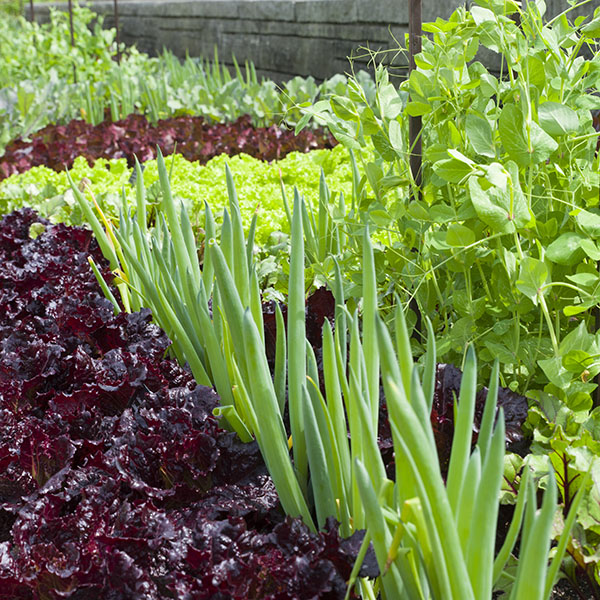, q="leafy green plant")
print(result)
[290,1,600,588]
[0,147,356,247]
[0,2,372,155]
[520,392,600,594]
[297,0,600,408]
[71,148,588,598]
